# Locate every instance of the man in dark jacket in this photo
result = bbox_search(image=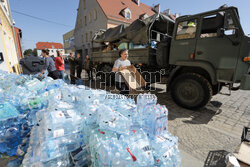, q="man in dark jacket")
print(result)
[84,55,93,80]
[68,52,76,84]
[75,53,83,79]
